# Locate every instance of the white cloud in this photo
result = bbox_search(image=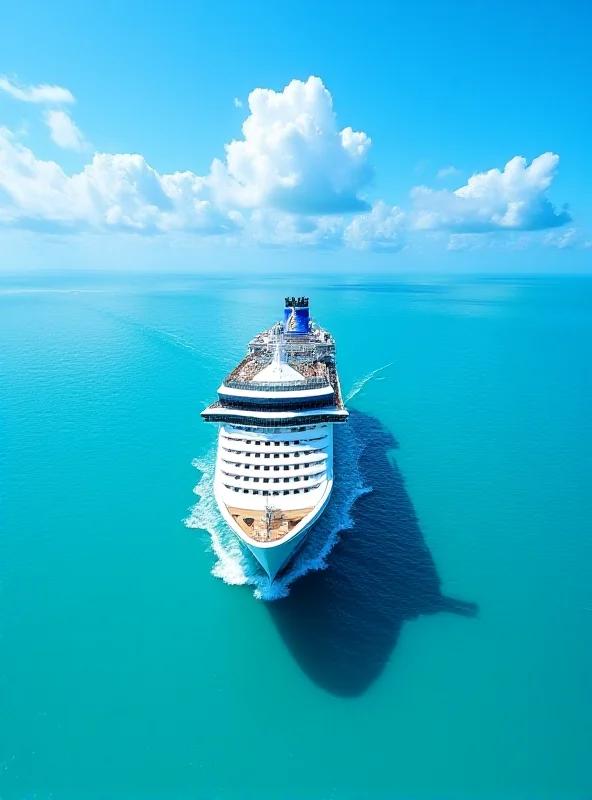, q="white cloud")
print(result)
[446,233,491,251]
[0,75,75,105]
[0,127,239,234]
[1,74,87,153]
[0,75,375,241]
[344,200,405,252]
[543,227,578,249]
[233,97,243,108]
[437,165,460,179]
[221,76,373,213]
[412,153,570,233]
[44,110,86,151]
[0,74,573,253]
[247,210,344,249]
